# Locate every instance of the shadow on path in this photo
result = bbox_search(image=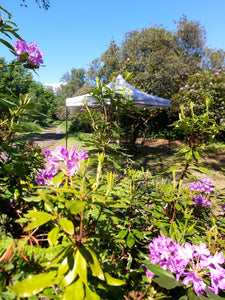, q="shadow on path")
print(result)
[31,125,65,149]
